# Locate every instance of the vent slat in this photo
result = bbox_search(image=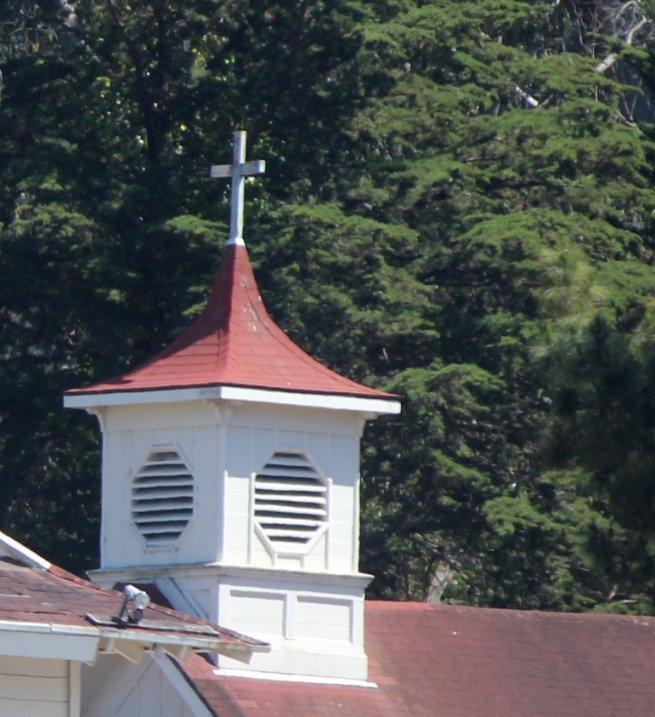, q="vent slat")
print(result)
[134,473,193,485]
[256,509,326,521]
[142,532,184,542]
[258,466,317,477]
[132,510,191,525]
[137,523,186,535]
[136,465,190,477]
[256,517,323,527]
[254,479,325,491]
[147,451,181,461]
[133,498,193,510]
[265,452,308,462]
[131,448,193,544]
[132,476,193,490]
[132,488,194,500]
[254,452,328,549]
[255,493,326,505]
[266,528,314,540]
[269,536,310,544]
